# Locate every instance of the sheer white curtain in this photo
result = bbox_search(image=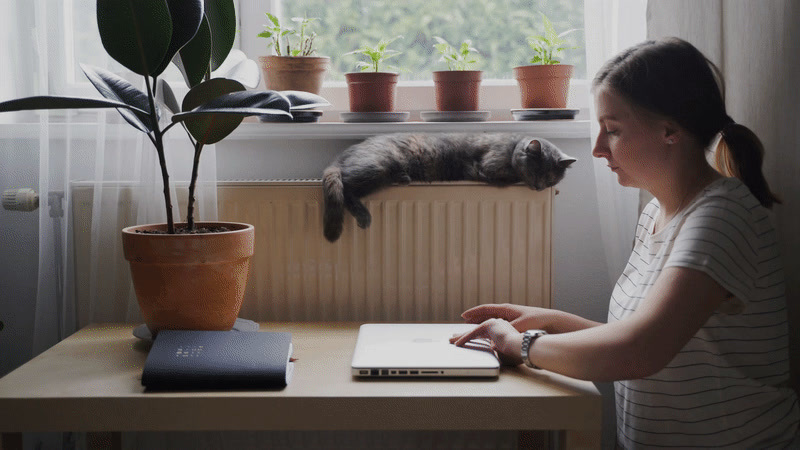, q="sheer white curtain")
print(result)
[583,0,648,287]
[14,0,219,357]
